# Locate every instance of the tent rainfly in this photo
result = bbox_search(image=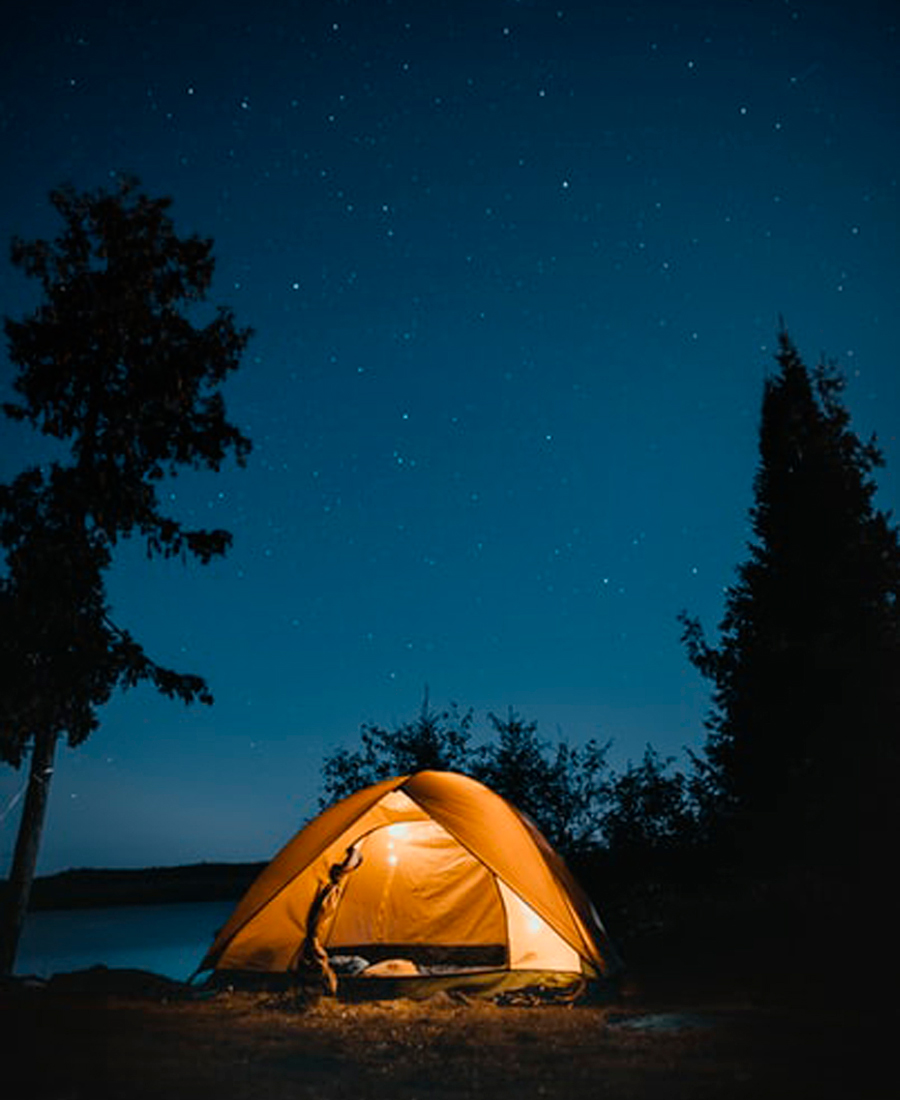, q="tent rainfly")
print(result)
[199,771,621,999]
